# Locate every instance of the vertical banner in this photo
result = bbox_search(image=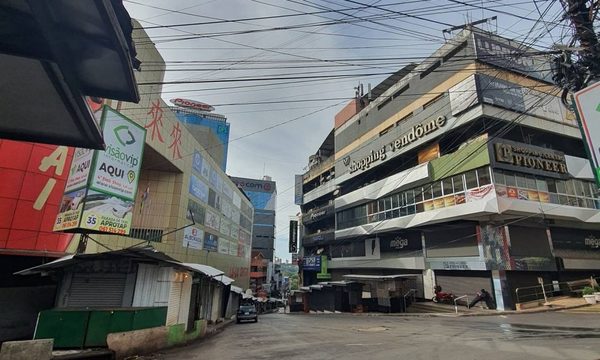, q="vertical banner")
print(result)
[289,220,298,253]
[54,106,146,235]
[573,85,600,187]
[294,174,303,205]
